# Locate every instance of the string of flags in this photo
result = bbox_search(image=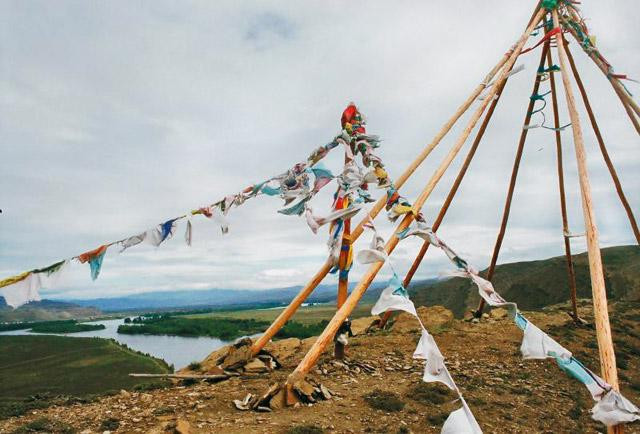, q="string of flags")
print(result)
[359,223,482,433]
[389,221,640,428]
[0,103,416,309]
[560,4,638,97]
